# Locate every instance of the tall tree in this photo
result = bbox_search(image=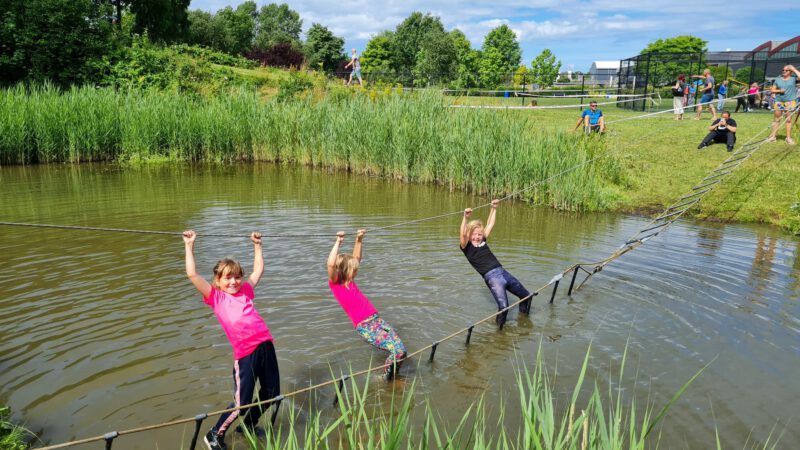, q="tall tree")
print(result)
[254,3,302,49]
[530,48,561,88]
[480,24,521,82]
[0,0,113,86]
[637,35,708,87]
[305,23,344,73]
[128,0,191,42]
[450,29,480,89]
[362,32,395,81]
[215,1,257,55]
[412,28,456,86]
[392,12,446,82]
